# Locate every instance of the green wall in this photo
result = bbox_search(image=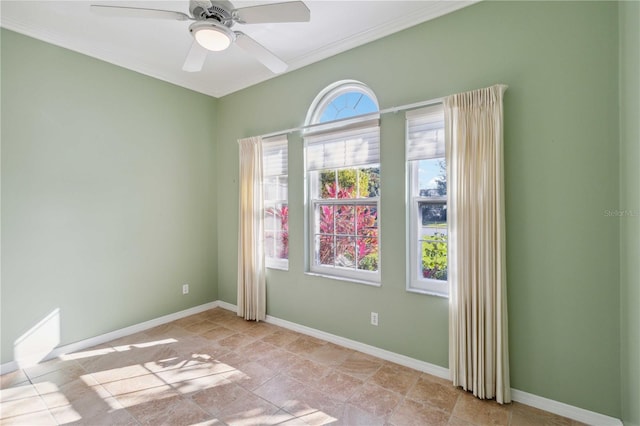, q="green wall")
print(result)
[619,2,640,425]
[216,1,622,418]
[1,29,219,364]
